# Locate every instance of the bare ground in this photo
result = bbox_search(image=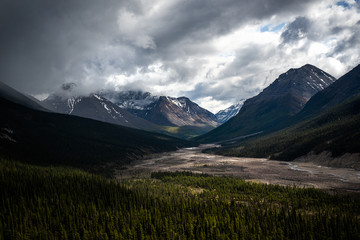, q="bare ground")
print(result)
[115,144,360,193]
